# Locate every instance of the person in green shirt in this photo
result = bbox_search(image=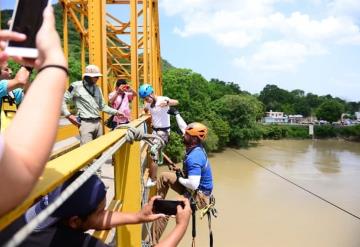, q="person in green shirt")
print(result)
[62,64,123,145]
